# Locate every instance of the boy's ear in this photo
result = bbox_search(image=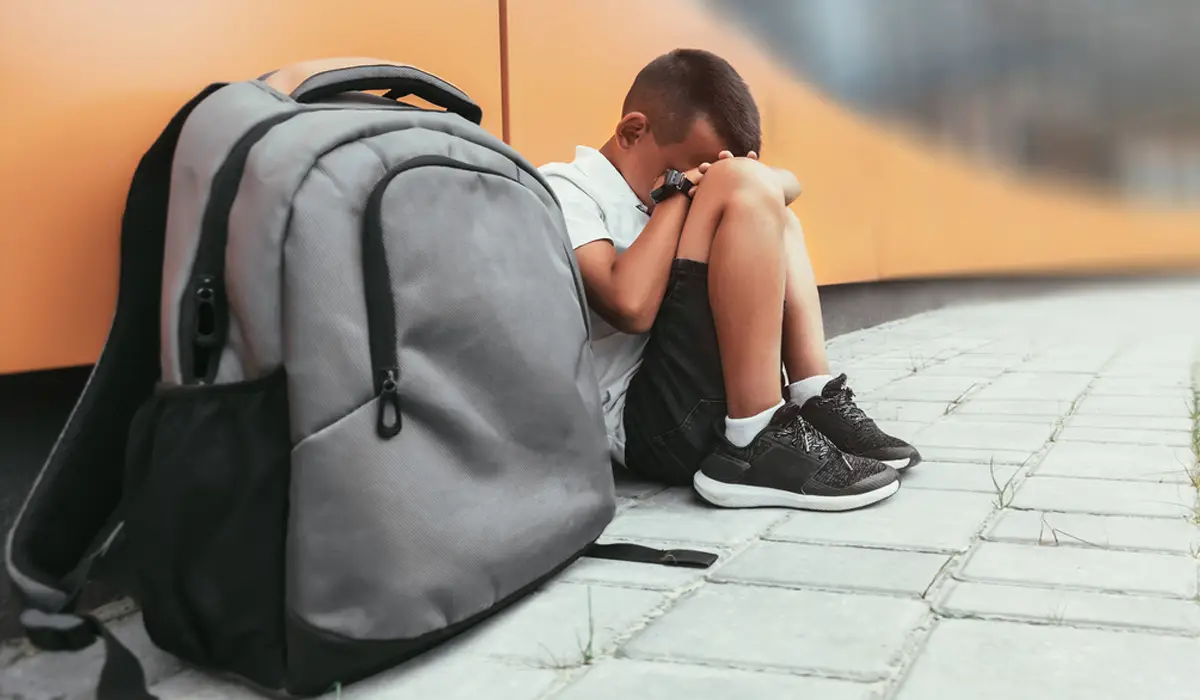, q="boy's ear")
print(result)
[615,112,650,150]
